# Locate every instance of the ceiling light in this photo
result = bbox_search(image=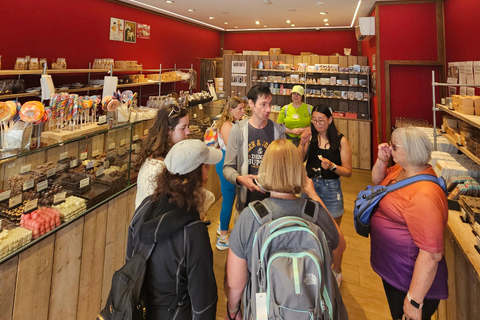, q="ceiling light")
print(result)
[221,12,229,14]
[165,0,174,3]
[317,1,327,5]
[325,23,330,26]
[286,20,291,23]
[320,12,327,15]
[263,25,268,27]
[288,9,296,12]
[323,19,328,22]
[291,24,296,27]
[187,9,195,12]
[255,21,260,25]
[209,16,215,19]
[224,22,228,25]
[234,26,238,28]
